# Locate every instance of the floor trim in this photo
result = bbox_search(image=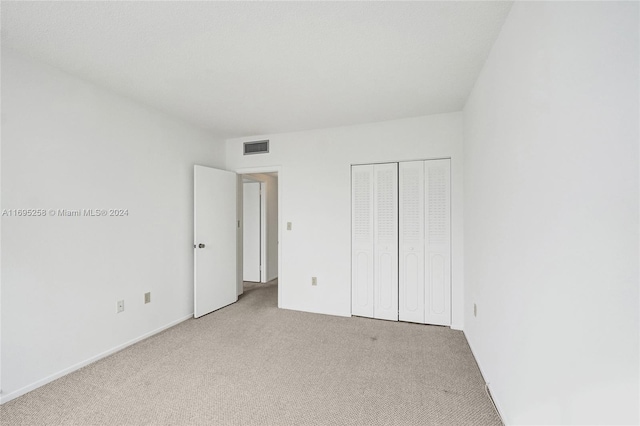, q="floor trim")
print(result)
[464,331,508,425]
[0,313,193,405]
